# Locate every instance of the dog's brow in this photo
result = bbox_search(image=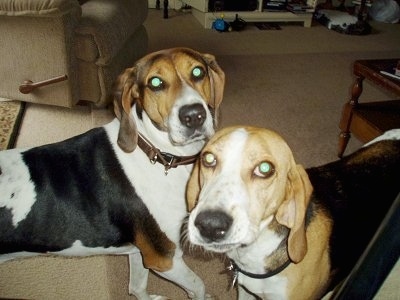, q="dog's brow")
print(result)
[220,129,248,169]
